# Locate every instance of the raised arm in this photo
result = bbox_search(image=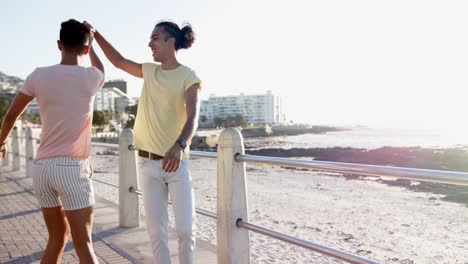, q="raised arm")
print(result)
[89,46,104,74]
[84,21,142,78]
[86,28,105,74]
